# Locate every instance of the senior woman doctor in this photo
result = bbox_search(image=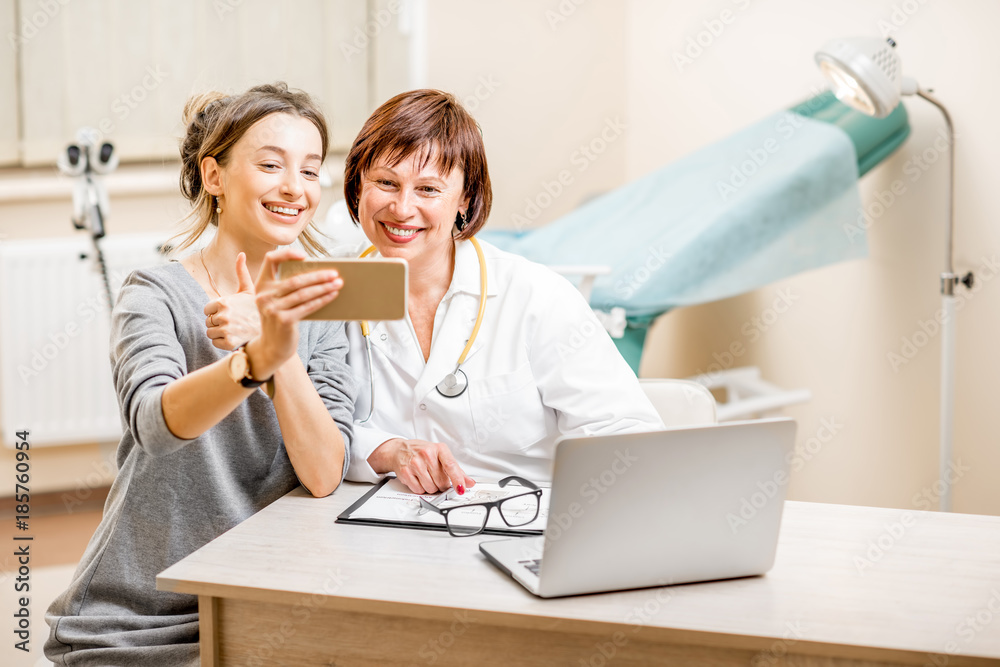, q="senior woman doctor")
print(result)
[344,89,663,495]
